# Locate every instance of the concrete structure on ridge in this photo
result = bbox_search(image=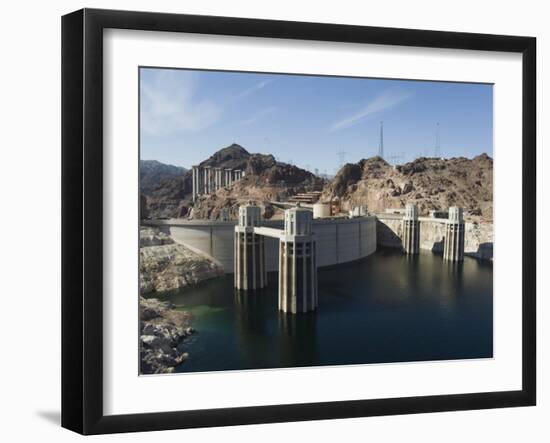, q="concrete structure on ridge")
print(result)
[402,203,420,255]
[443,206,465,261]
[192,165,246,202]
